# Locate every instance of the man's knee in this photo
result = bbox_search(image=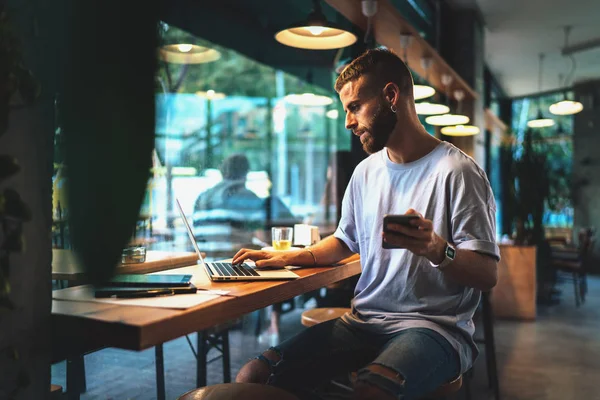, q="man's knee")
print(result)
[353,364,404,400]
[235,349,282,384]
